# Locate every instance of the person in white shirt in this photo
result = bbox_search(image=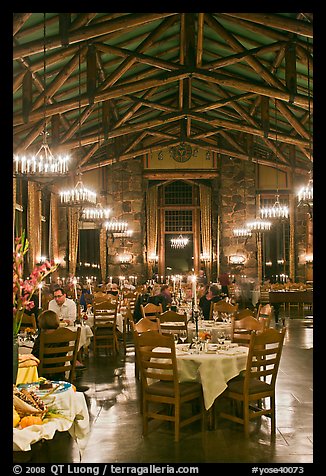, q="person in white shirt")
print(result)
[48,287,77,326]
